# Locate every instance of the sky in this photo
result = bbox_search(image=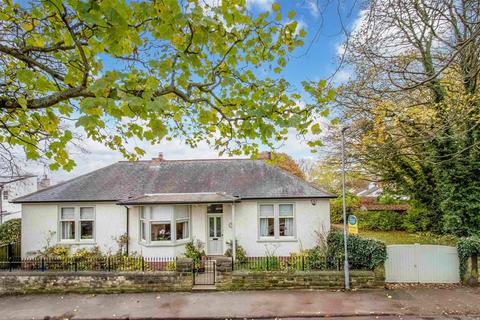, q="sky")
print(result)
[23,0,360,183]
